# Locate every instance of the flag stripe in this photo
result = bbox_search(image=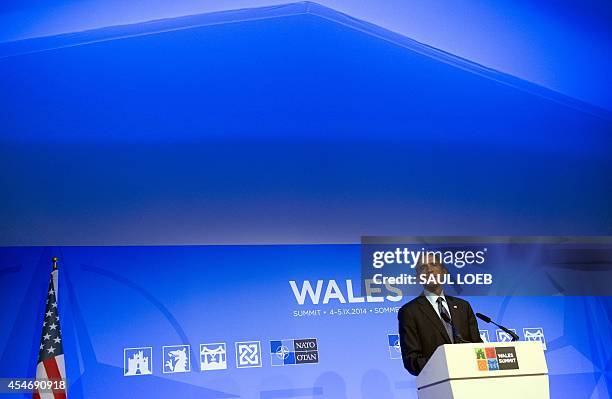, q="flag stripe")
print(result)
[43,358,62,380]
[54,355,66,377]
[34,392,55,399]
[34,362,52,399]
[42,358,65,399]
[52,355,67,399]
[52,270,59,300]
